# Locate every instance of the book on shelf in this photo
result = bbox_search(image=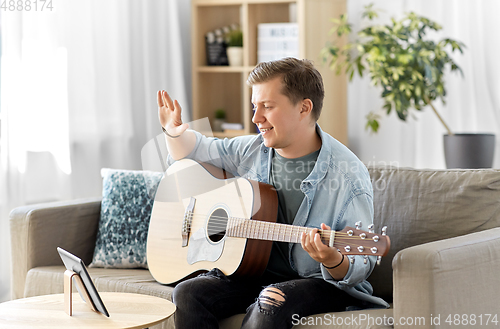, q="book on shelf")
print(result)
[221,122,243,131]
[257,23,299,63]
